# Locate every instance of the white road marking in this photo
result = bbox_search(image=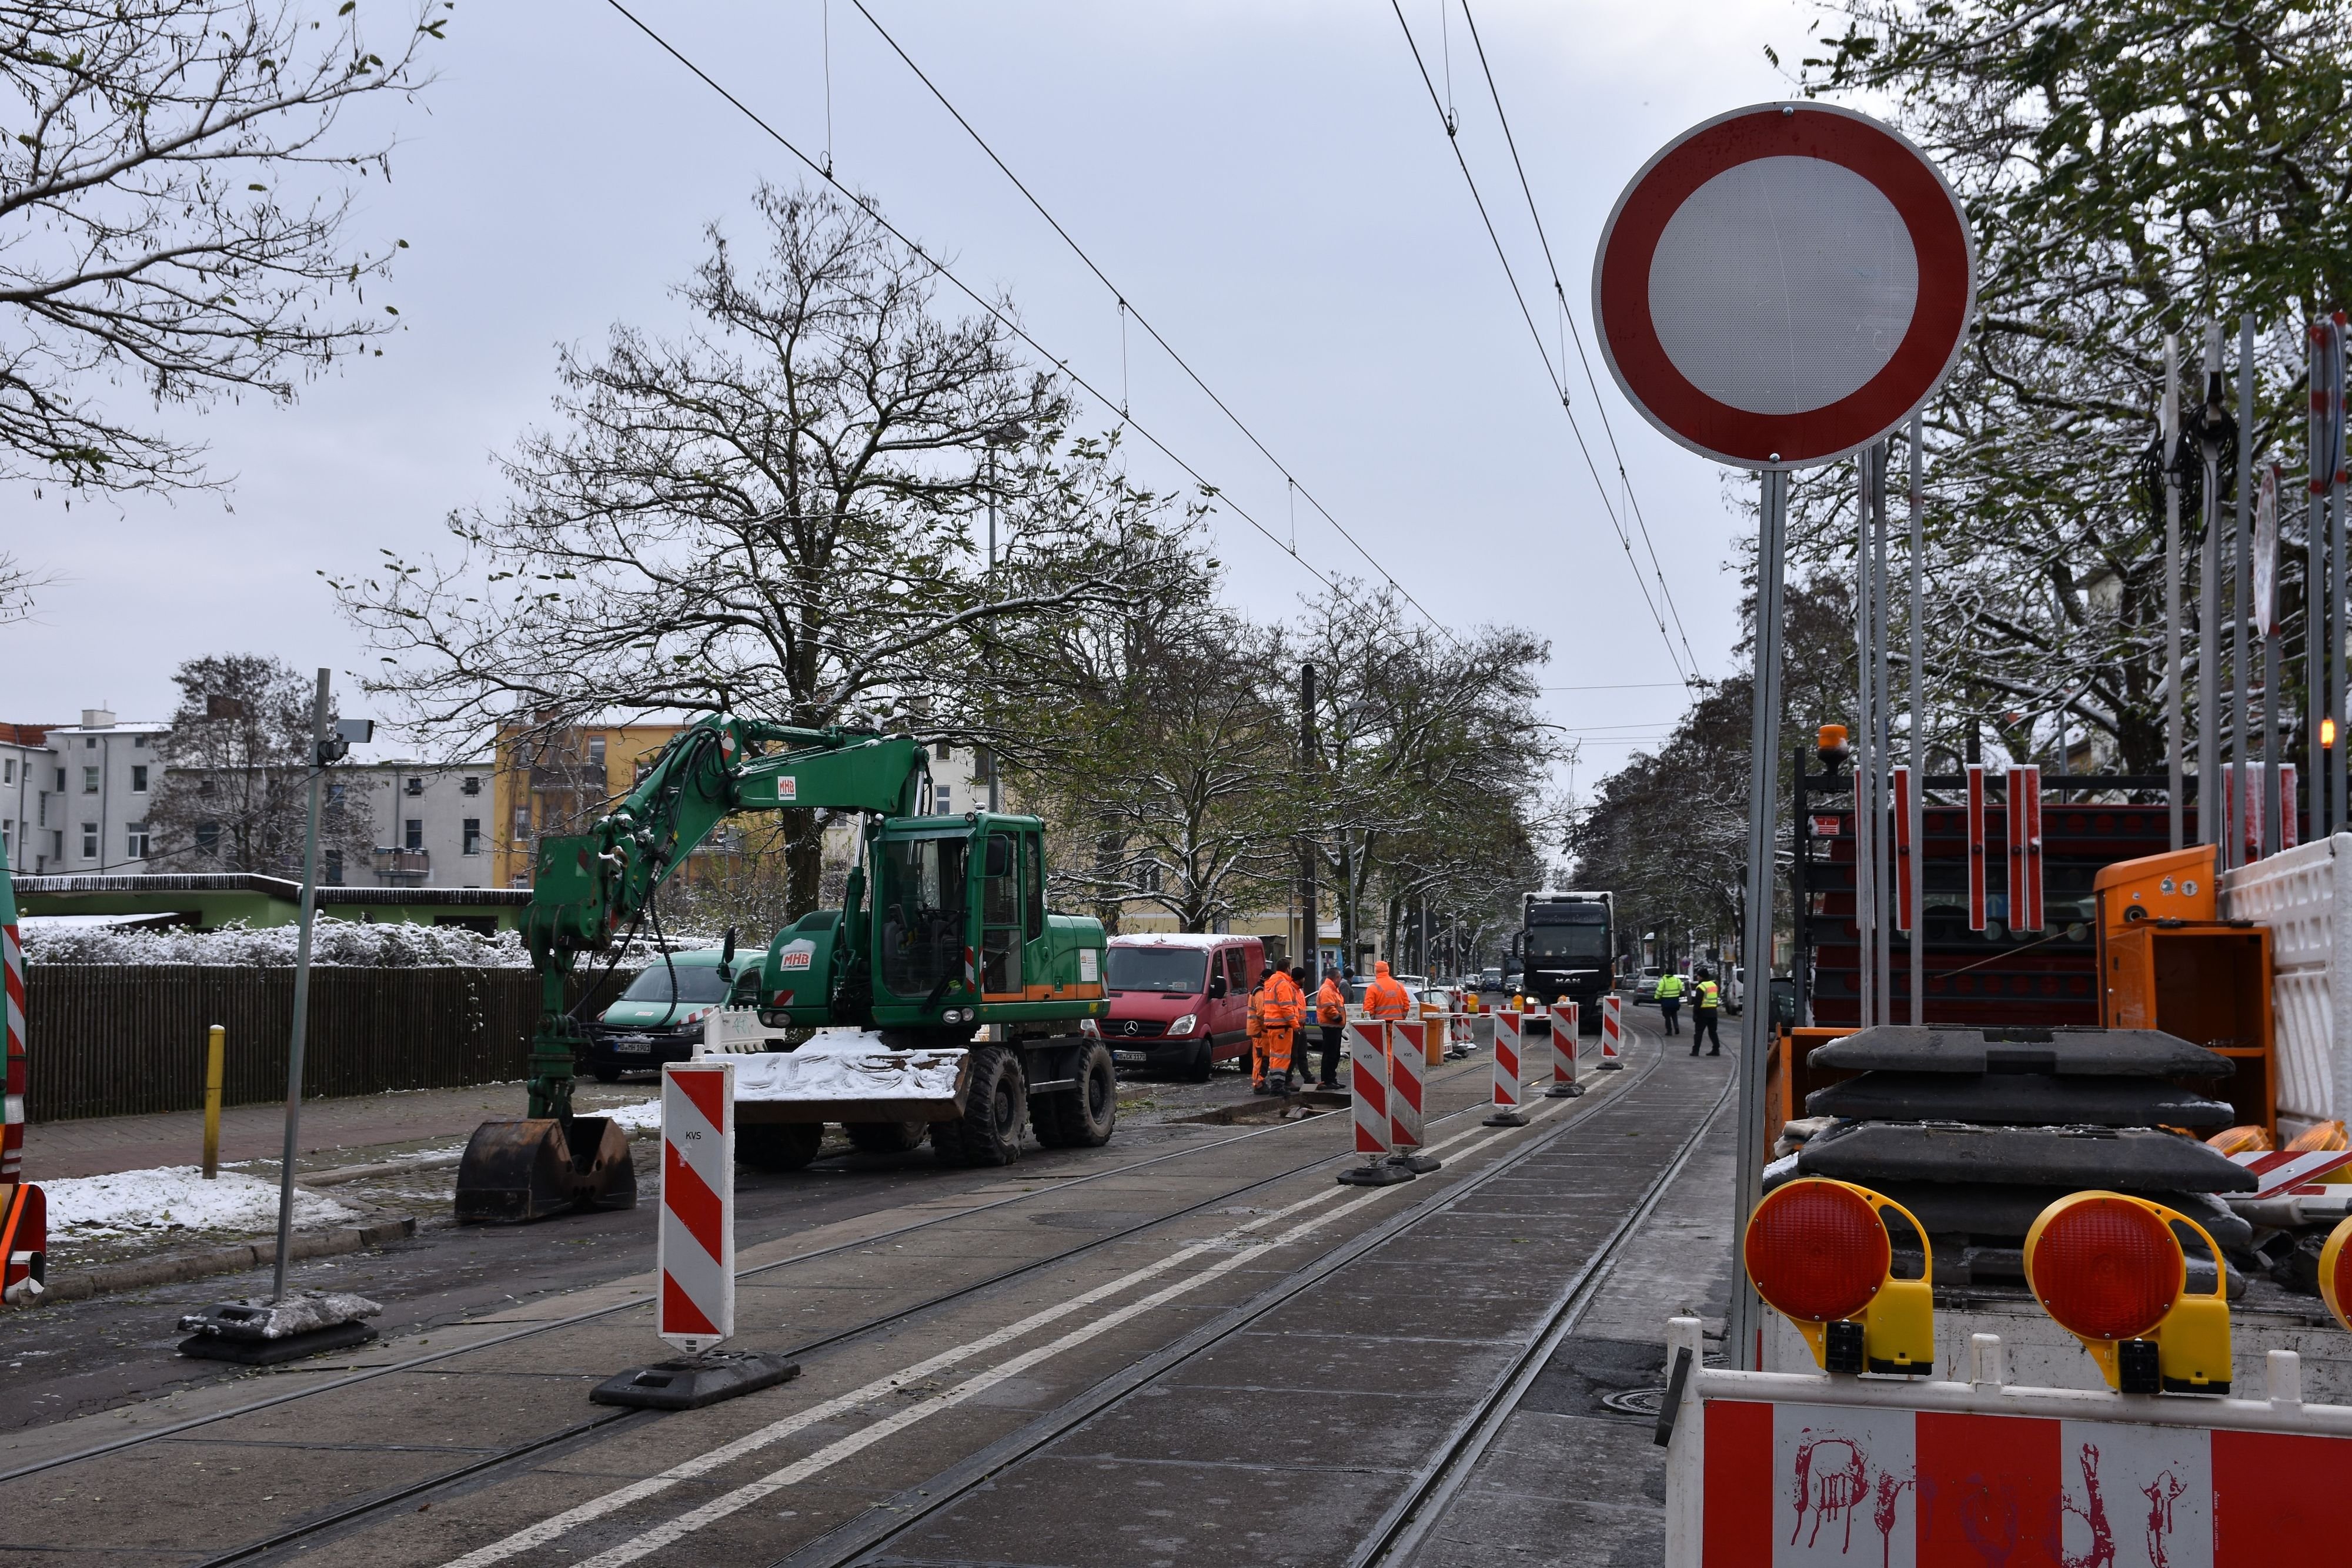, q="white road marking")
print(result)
[440,1088,1583,1568]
